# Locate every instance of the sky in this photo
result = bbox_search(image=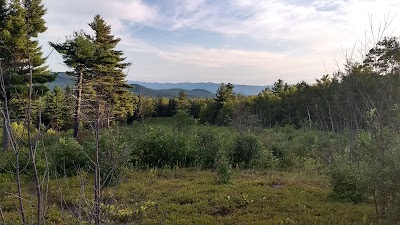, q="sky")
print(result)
[39,0,400,85]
